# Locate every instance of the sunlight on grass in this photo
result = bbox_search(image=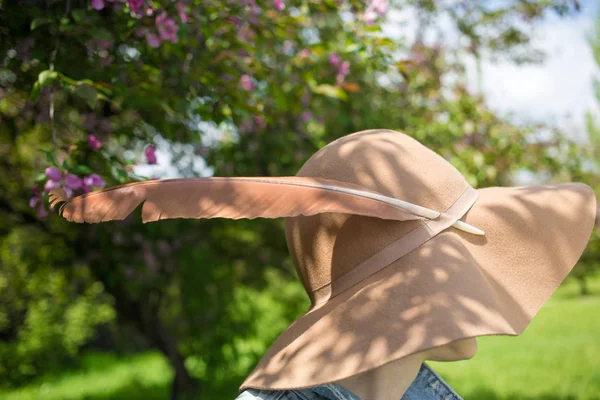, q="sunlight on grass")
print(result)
[0,352,173,400]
